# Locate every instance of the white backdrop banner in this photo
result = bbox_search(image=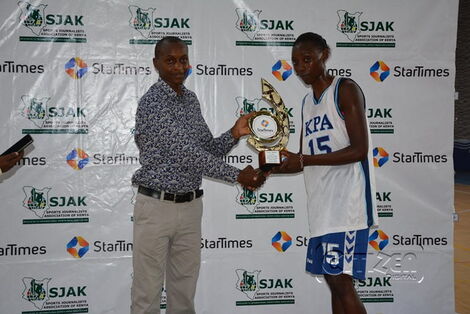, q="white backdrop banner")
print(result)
[0,0,457,313]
